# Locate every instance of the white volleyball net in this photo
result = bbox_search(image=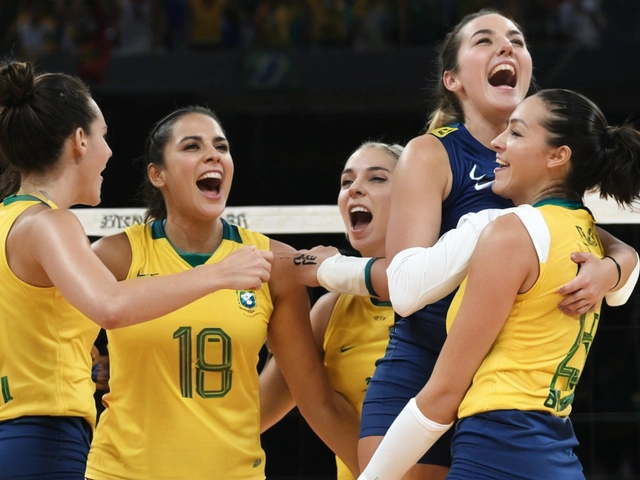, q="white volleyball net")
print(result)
[72,192,640,238]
